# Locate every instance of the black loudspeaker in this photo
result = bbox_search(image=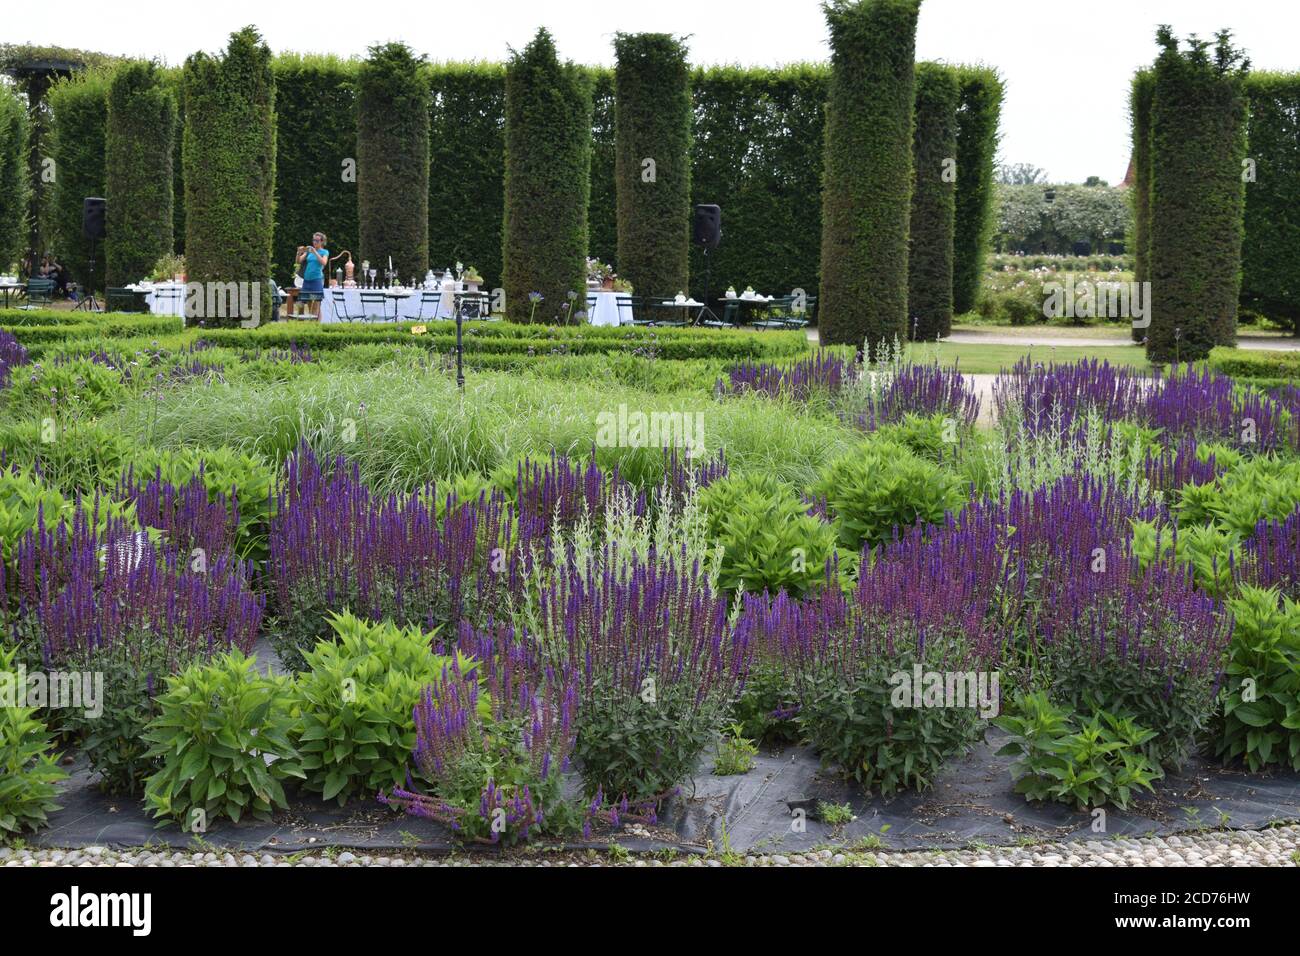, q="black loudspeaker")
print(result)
[693,204,721,248]
[82,197,107,241]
